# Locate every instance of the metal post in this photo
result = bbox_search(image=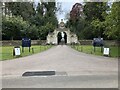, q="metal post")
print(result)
[22,47,24,52]
[32,48,34,53]
[94,46,95,52]
[81,46,83,52]
[29,47,30,52]
[40,45,41,51]
[101,46,103,53]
